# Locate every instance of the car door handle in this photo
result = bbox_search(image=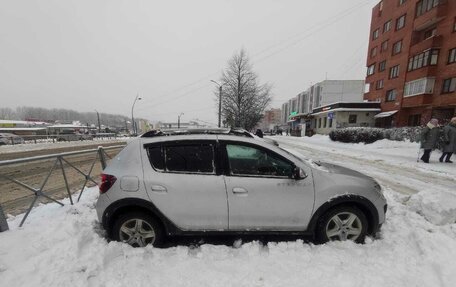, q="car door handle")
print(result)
[151,185,167,193]
[232,187,248,194]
